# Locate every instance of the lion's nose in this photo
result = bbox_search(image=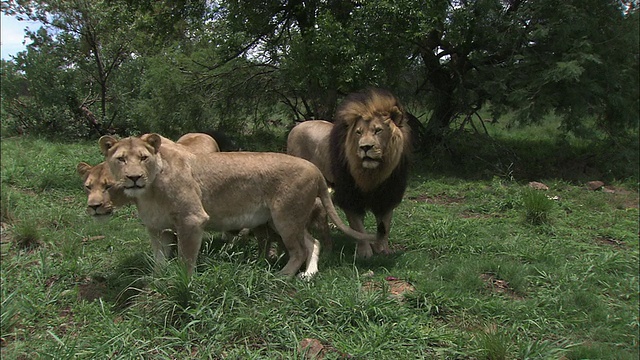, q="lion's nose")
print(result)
[360,145,374,153]
[88,204,102,211]
[127,175,141,183]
